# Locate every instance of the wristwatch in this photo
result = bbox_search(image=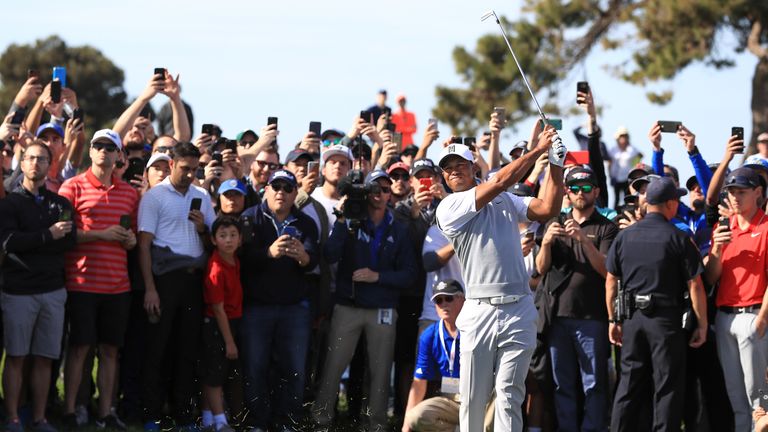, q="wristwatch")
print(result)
[332,208,344,218]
